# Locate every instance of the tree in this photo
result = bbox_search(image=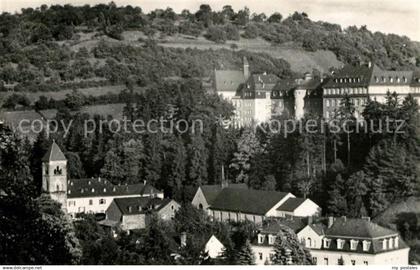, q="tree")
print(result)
[187,134,208,186]
[64,89,86,110]
[271,224,312,265]
[268,12,282,23]
[346,171,368,217]
[367,176,389,217]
